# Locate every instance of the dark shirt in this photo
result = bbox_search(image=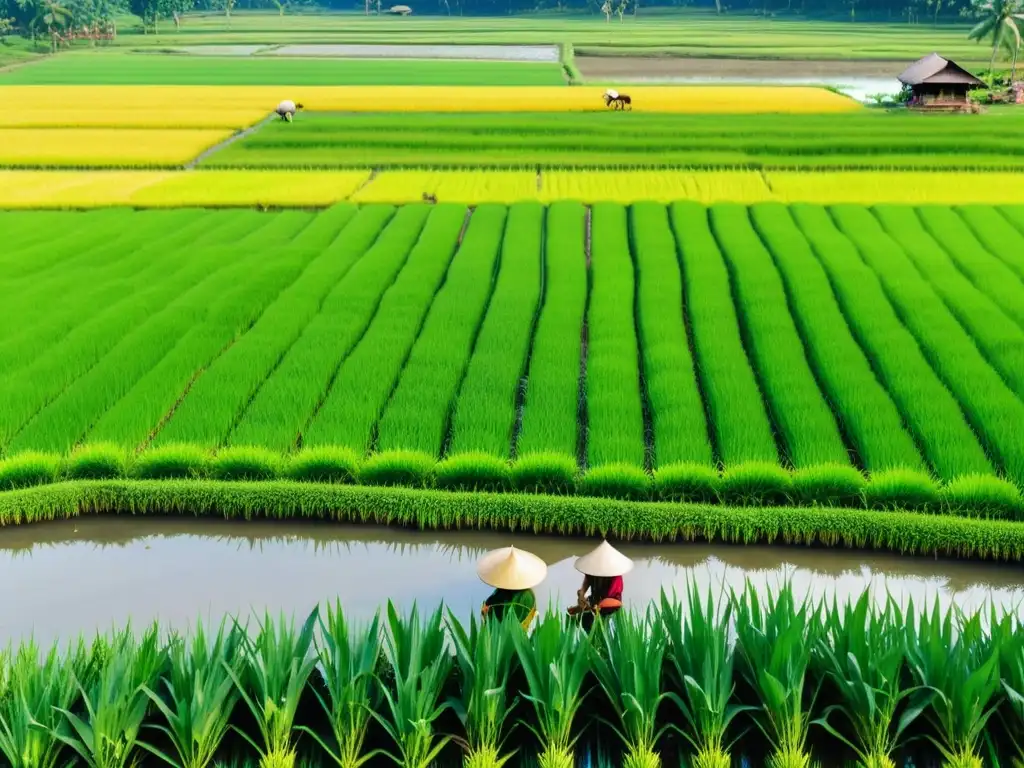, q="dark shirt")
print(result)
[483,588,536,622]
